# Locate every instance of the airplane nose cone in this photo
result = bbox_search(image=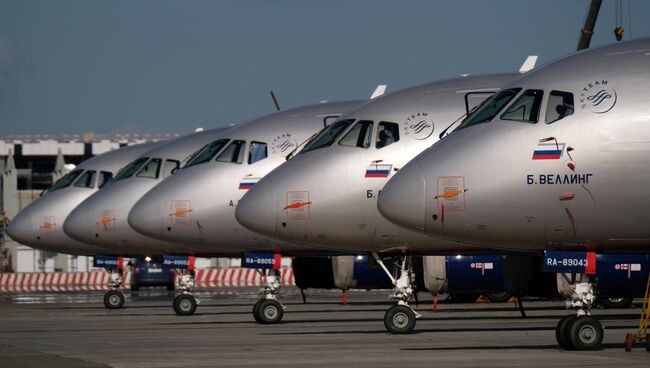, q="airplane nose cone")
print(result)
[378,161,426,231]
[235,179,278,237]
[6,211,33,244]
[63,206,92,243]
[129,195,163,239]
